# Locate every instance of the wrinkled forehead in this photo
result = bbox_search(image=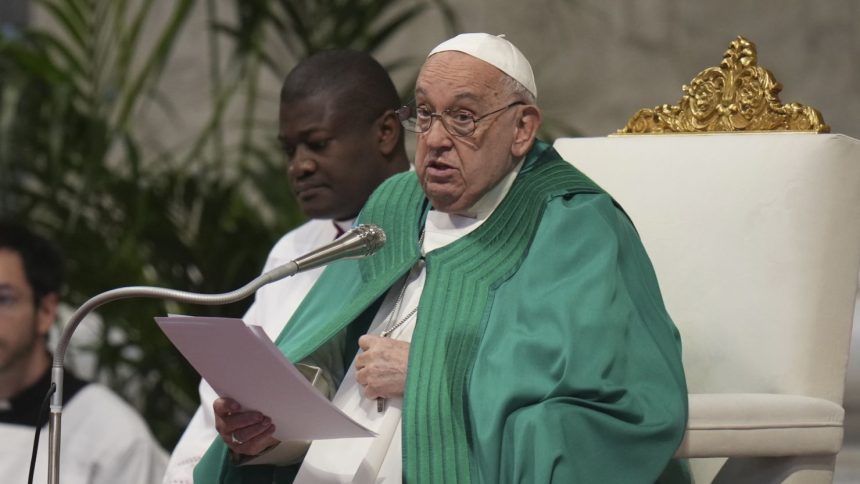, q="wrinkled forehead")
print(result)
[415,52,507,104]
